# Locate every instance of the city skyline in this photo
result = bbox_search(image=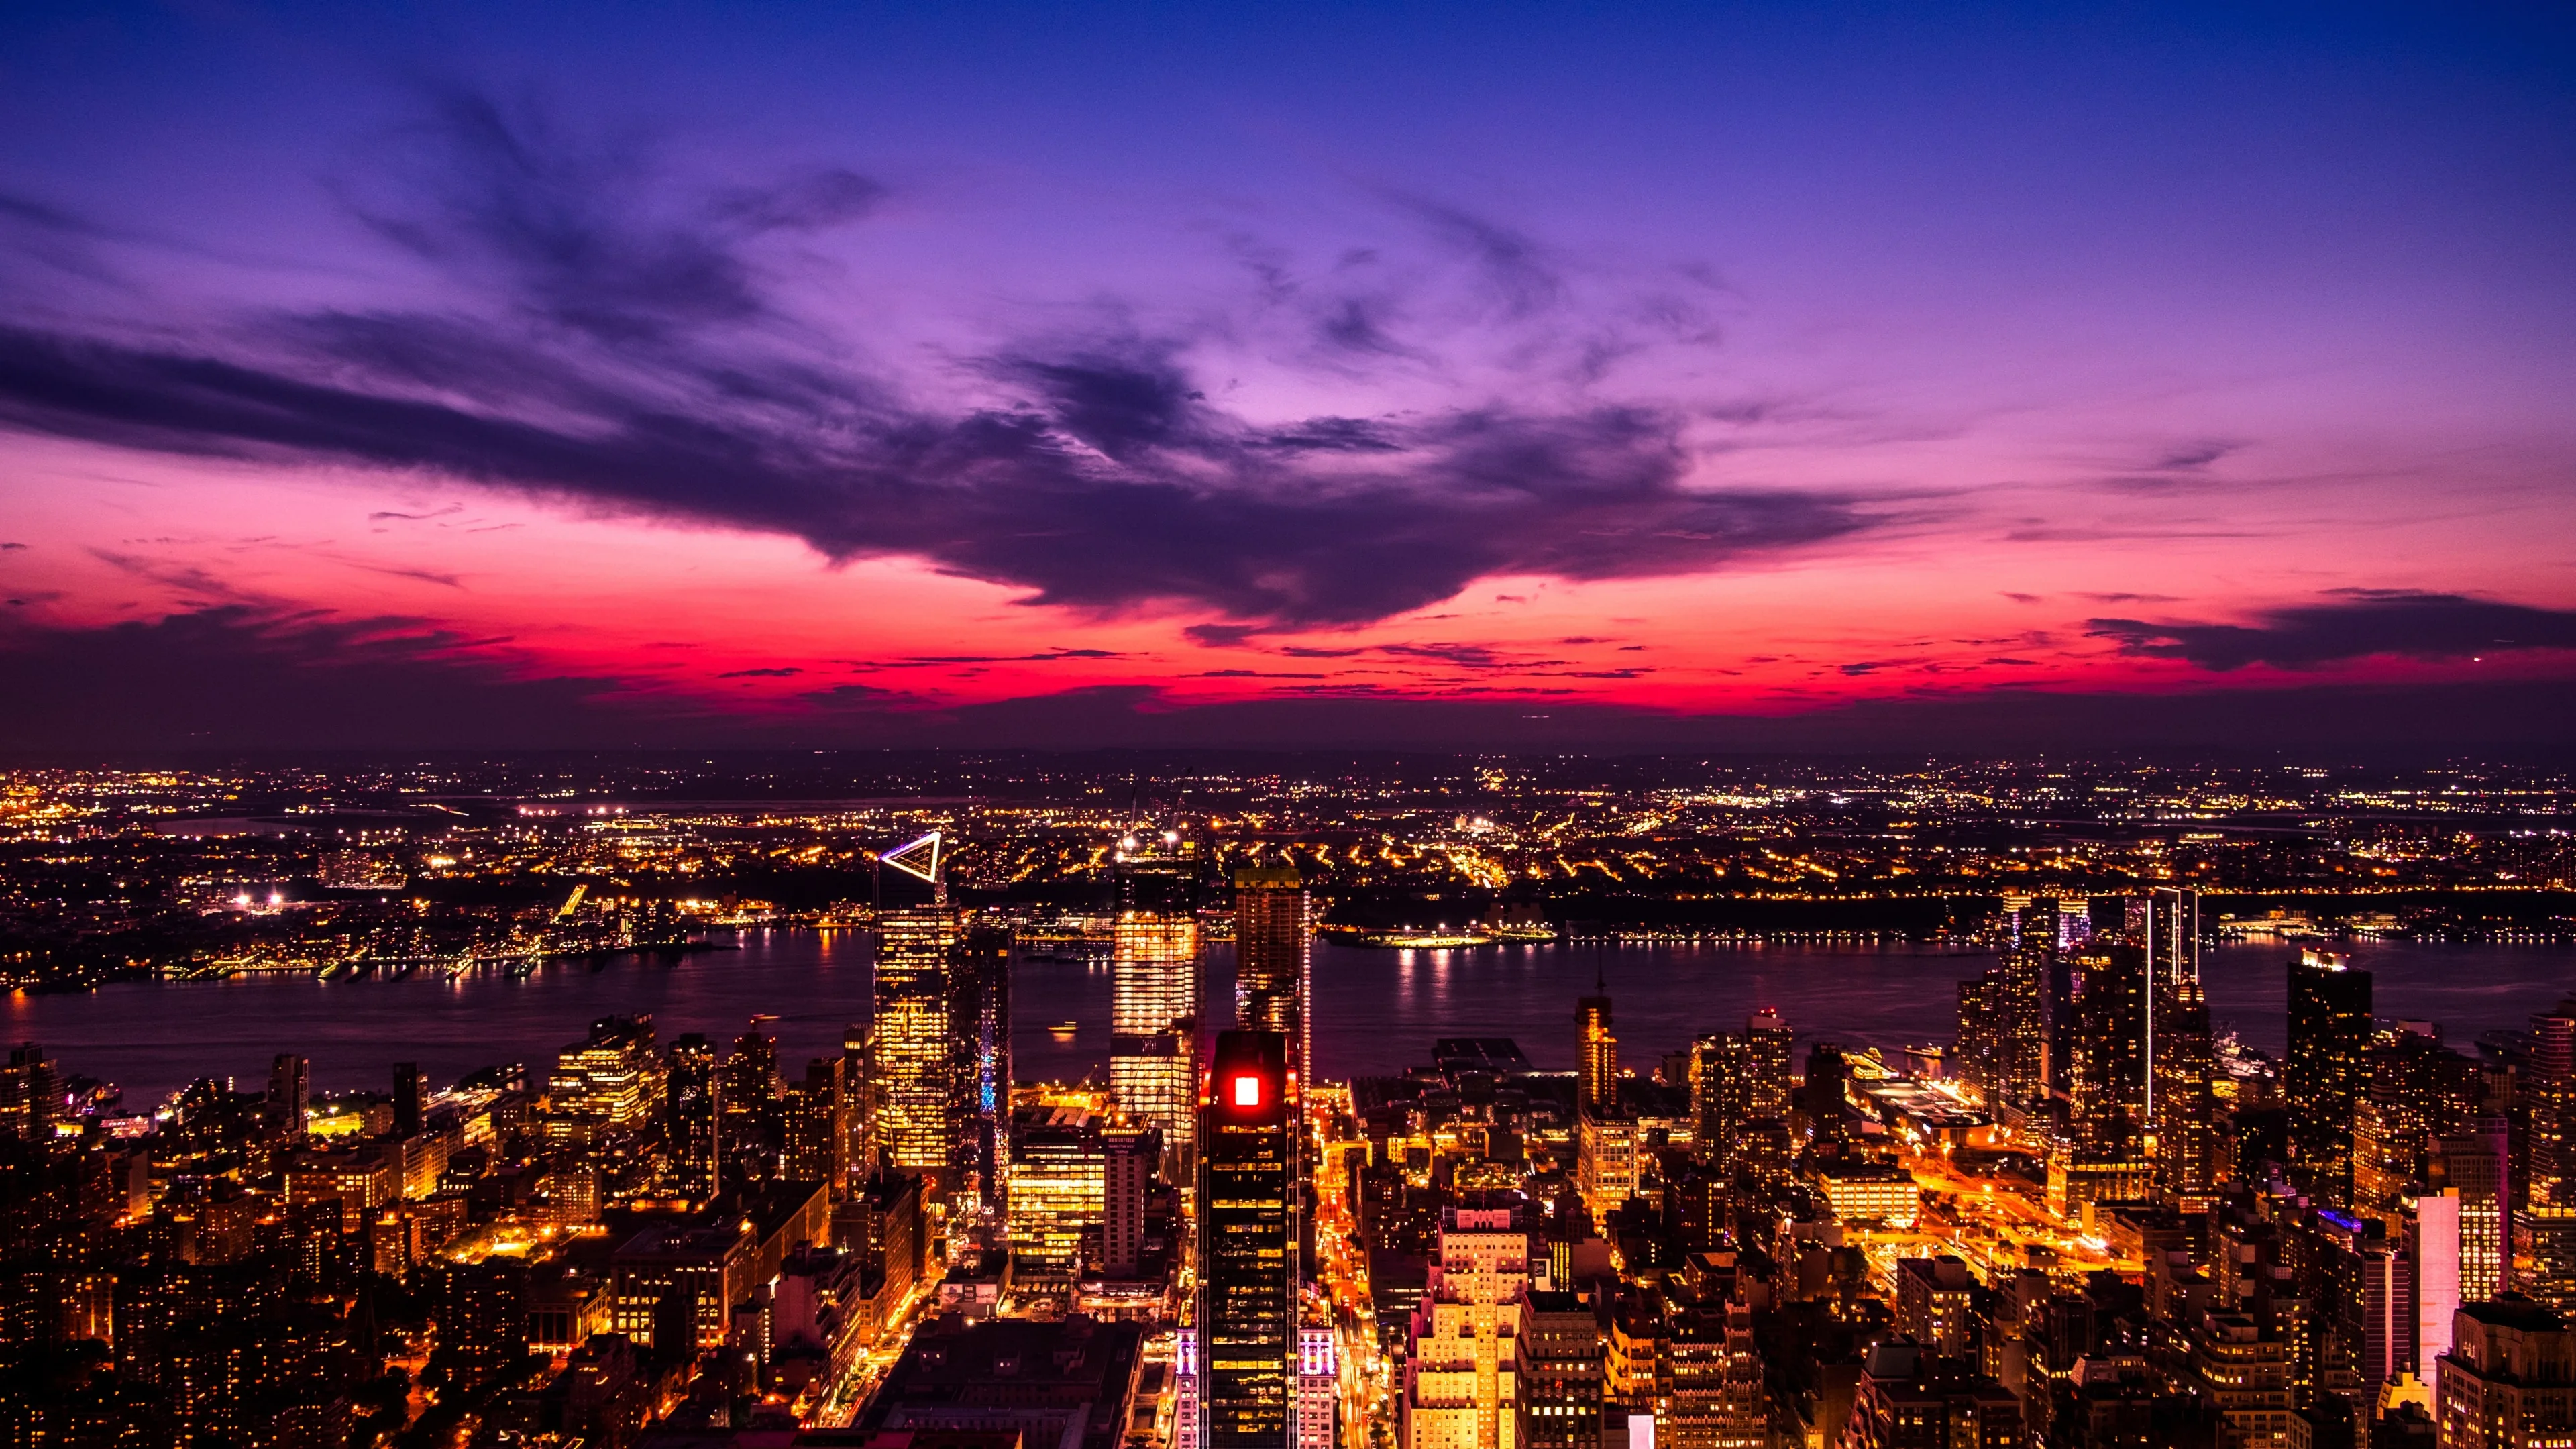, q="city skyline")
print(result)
[4,5,2576,751]
[7,5,2576,1444]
